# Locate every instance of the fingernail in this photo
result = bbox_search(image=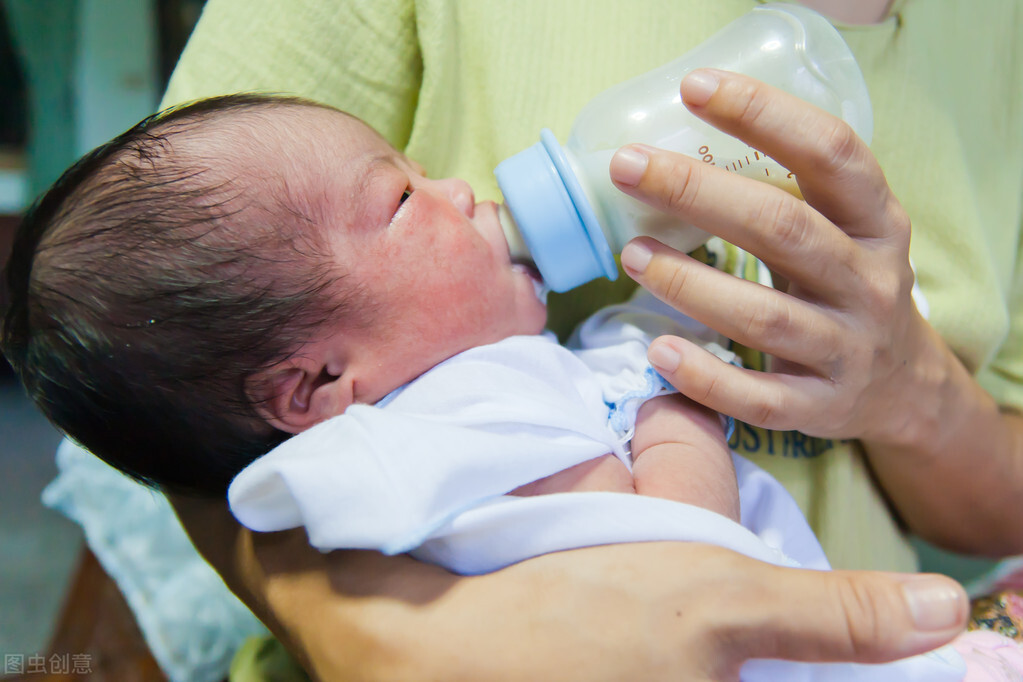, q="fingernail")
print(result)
[901,577,967,631]
[648,342,680,372]
[682,69,721,106]
[610,146,649,187]
[621,241,653,273]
